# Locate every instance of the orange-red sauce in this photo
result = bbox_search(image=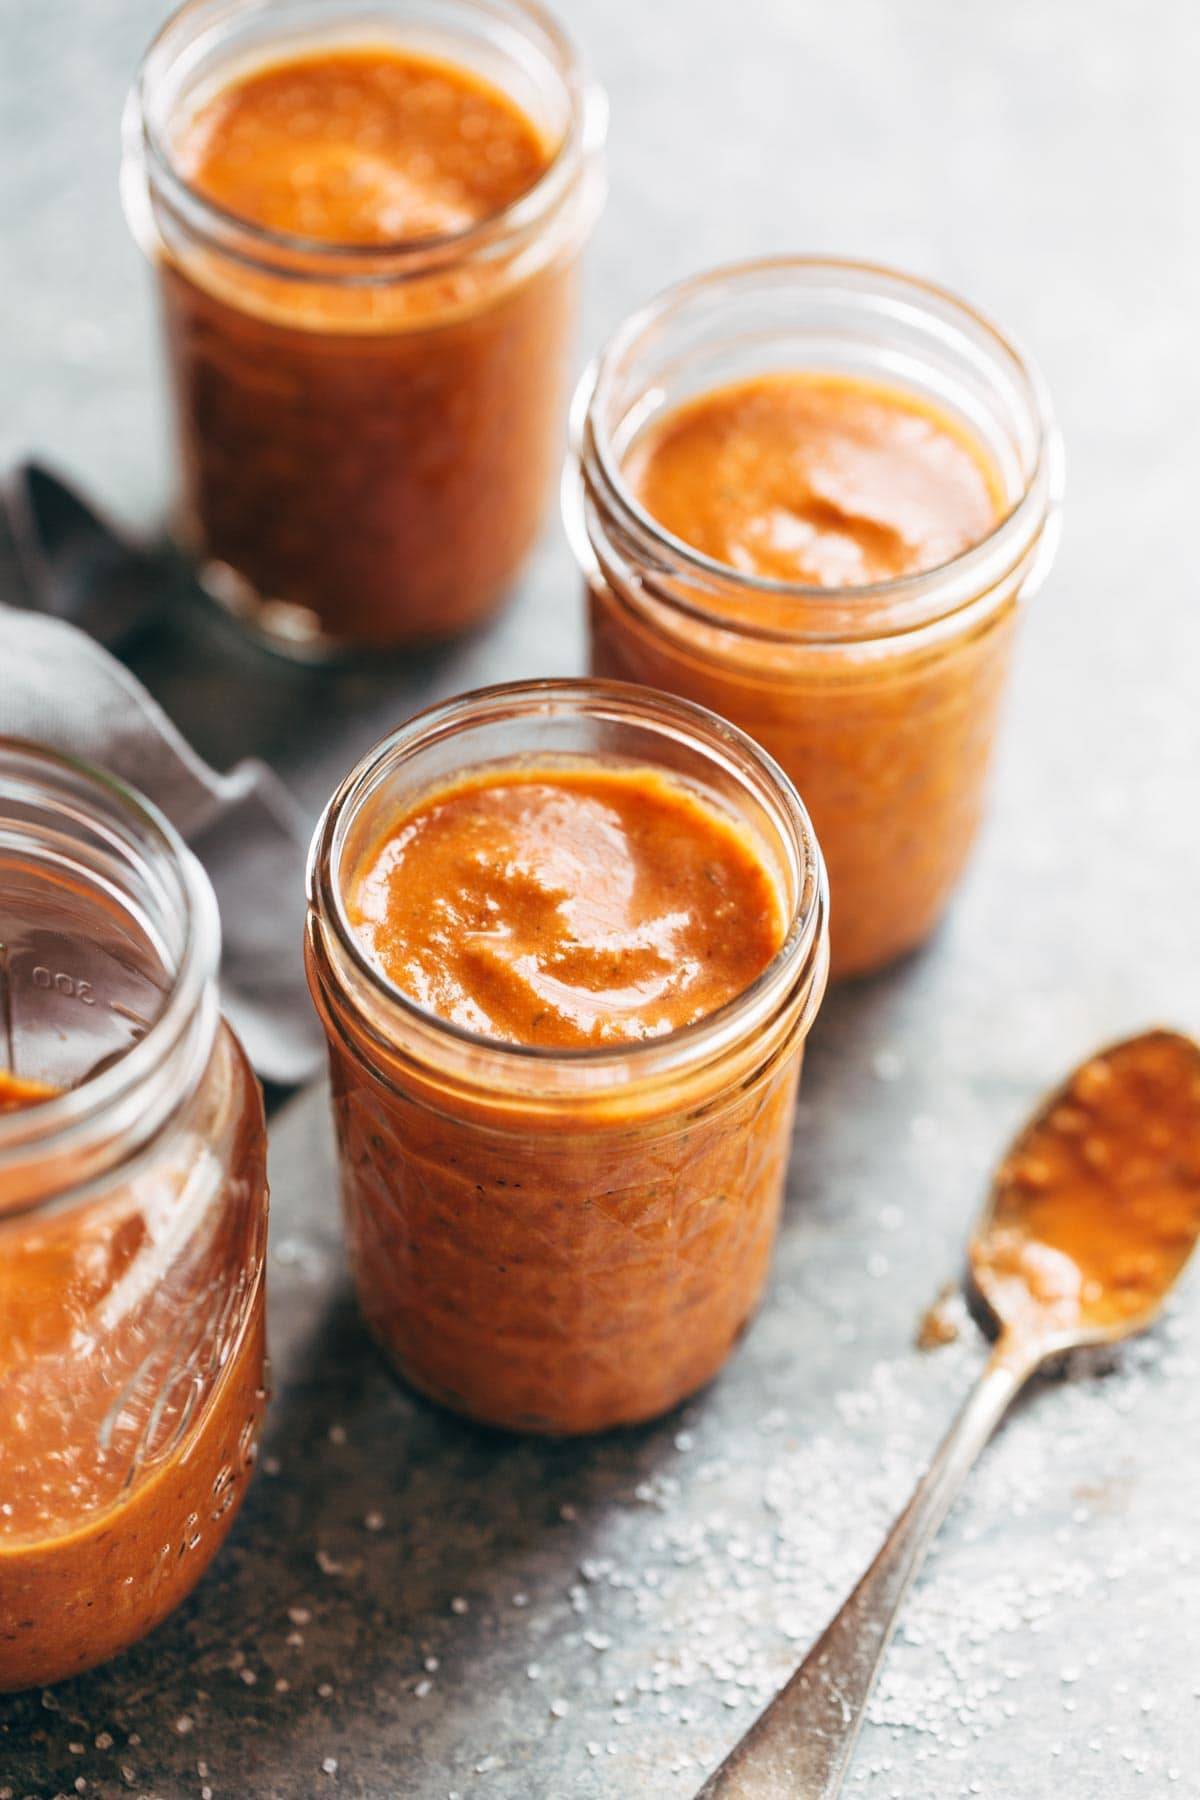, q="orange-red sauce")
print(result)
[591,369,1012,978]
[974,1031,1200,1338]
[0,1036,266,1690]
[348,766,786,1047]
[156,43,575,647]
[314,763,806,1433]
[625,372,1003,589]
[0,1072,57,1114]
[176,46,550,244]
